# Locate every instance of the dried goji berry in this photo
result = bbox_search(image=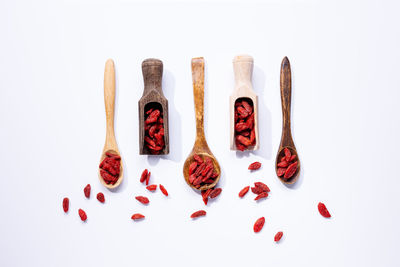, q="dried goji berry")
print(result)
[248,162,261,170]
[284,161,298,179]
[284,147,291,162]
[254,192,268,201]
[140,169,148,183]
[251,186,264,195]
[189,162,198,175]
[193,154,203,164]
[209,188,222,199]
[135,196,149,204]
[236,135,252,146]
[99,153,121,185]
[62,197,69,212]
[318,202,331,218]
[84,184,91,198]
[159,184,168,196]
[238,186,250,198]
[78,209,87,221]
[96,192,105,203]
[131,213,145,220]
[190,210,206,218]
[277,161,288,167]
[146,171,151,185]
[253,217,265,233]
[277,167,287,177]
[146,184,157,191]
[254,182,270,192]
[289,154,296,162]
[274,231,283,242]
